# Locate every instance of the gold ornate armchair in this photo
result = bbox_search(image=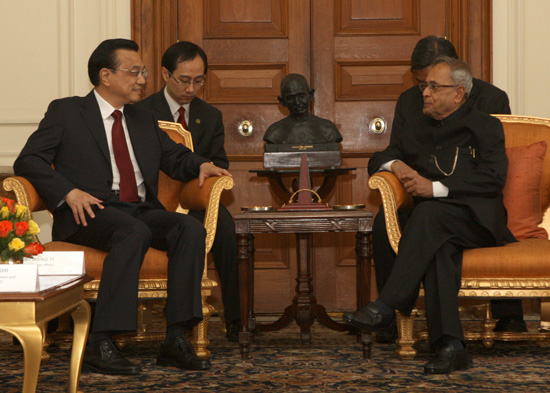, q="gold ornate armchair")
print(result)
[4,121,234,358]
[369,115,550,359]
